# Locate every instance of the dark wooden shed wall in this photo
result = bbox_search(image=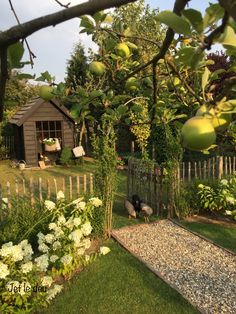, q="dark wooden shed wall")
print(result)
[13,101,75,166]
